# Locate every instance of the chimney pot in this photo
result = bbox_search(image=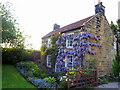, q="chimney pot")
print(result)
[53,23,60,30]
